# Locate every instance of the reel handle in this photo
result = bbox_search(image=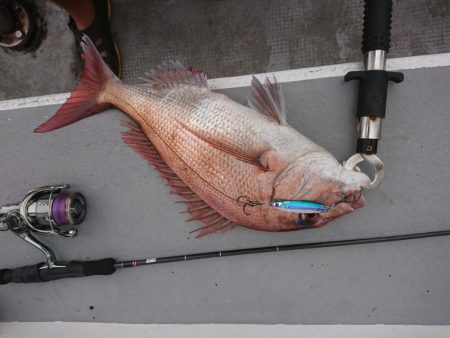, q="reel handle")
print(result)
[0,258,116,284]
